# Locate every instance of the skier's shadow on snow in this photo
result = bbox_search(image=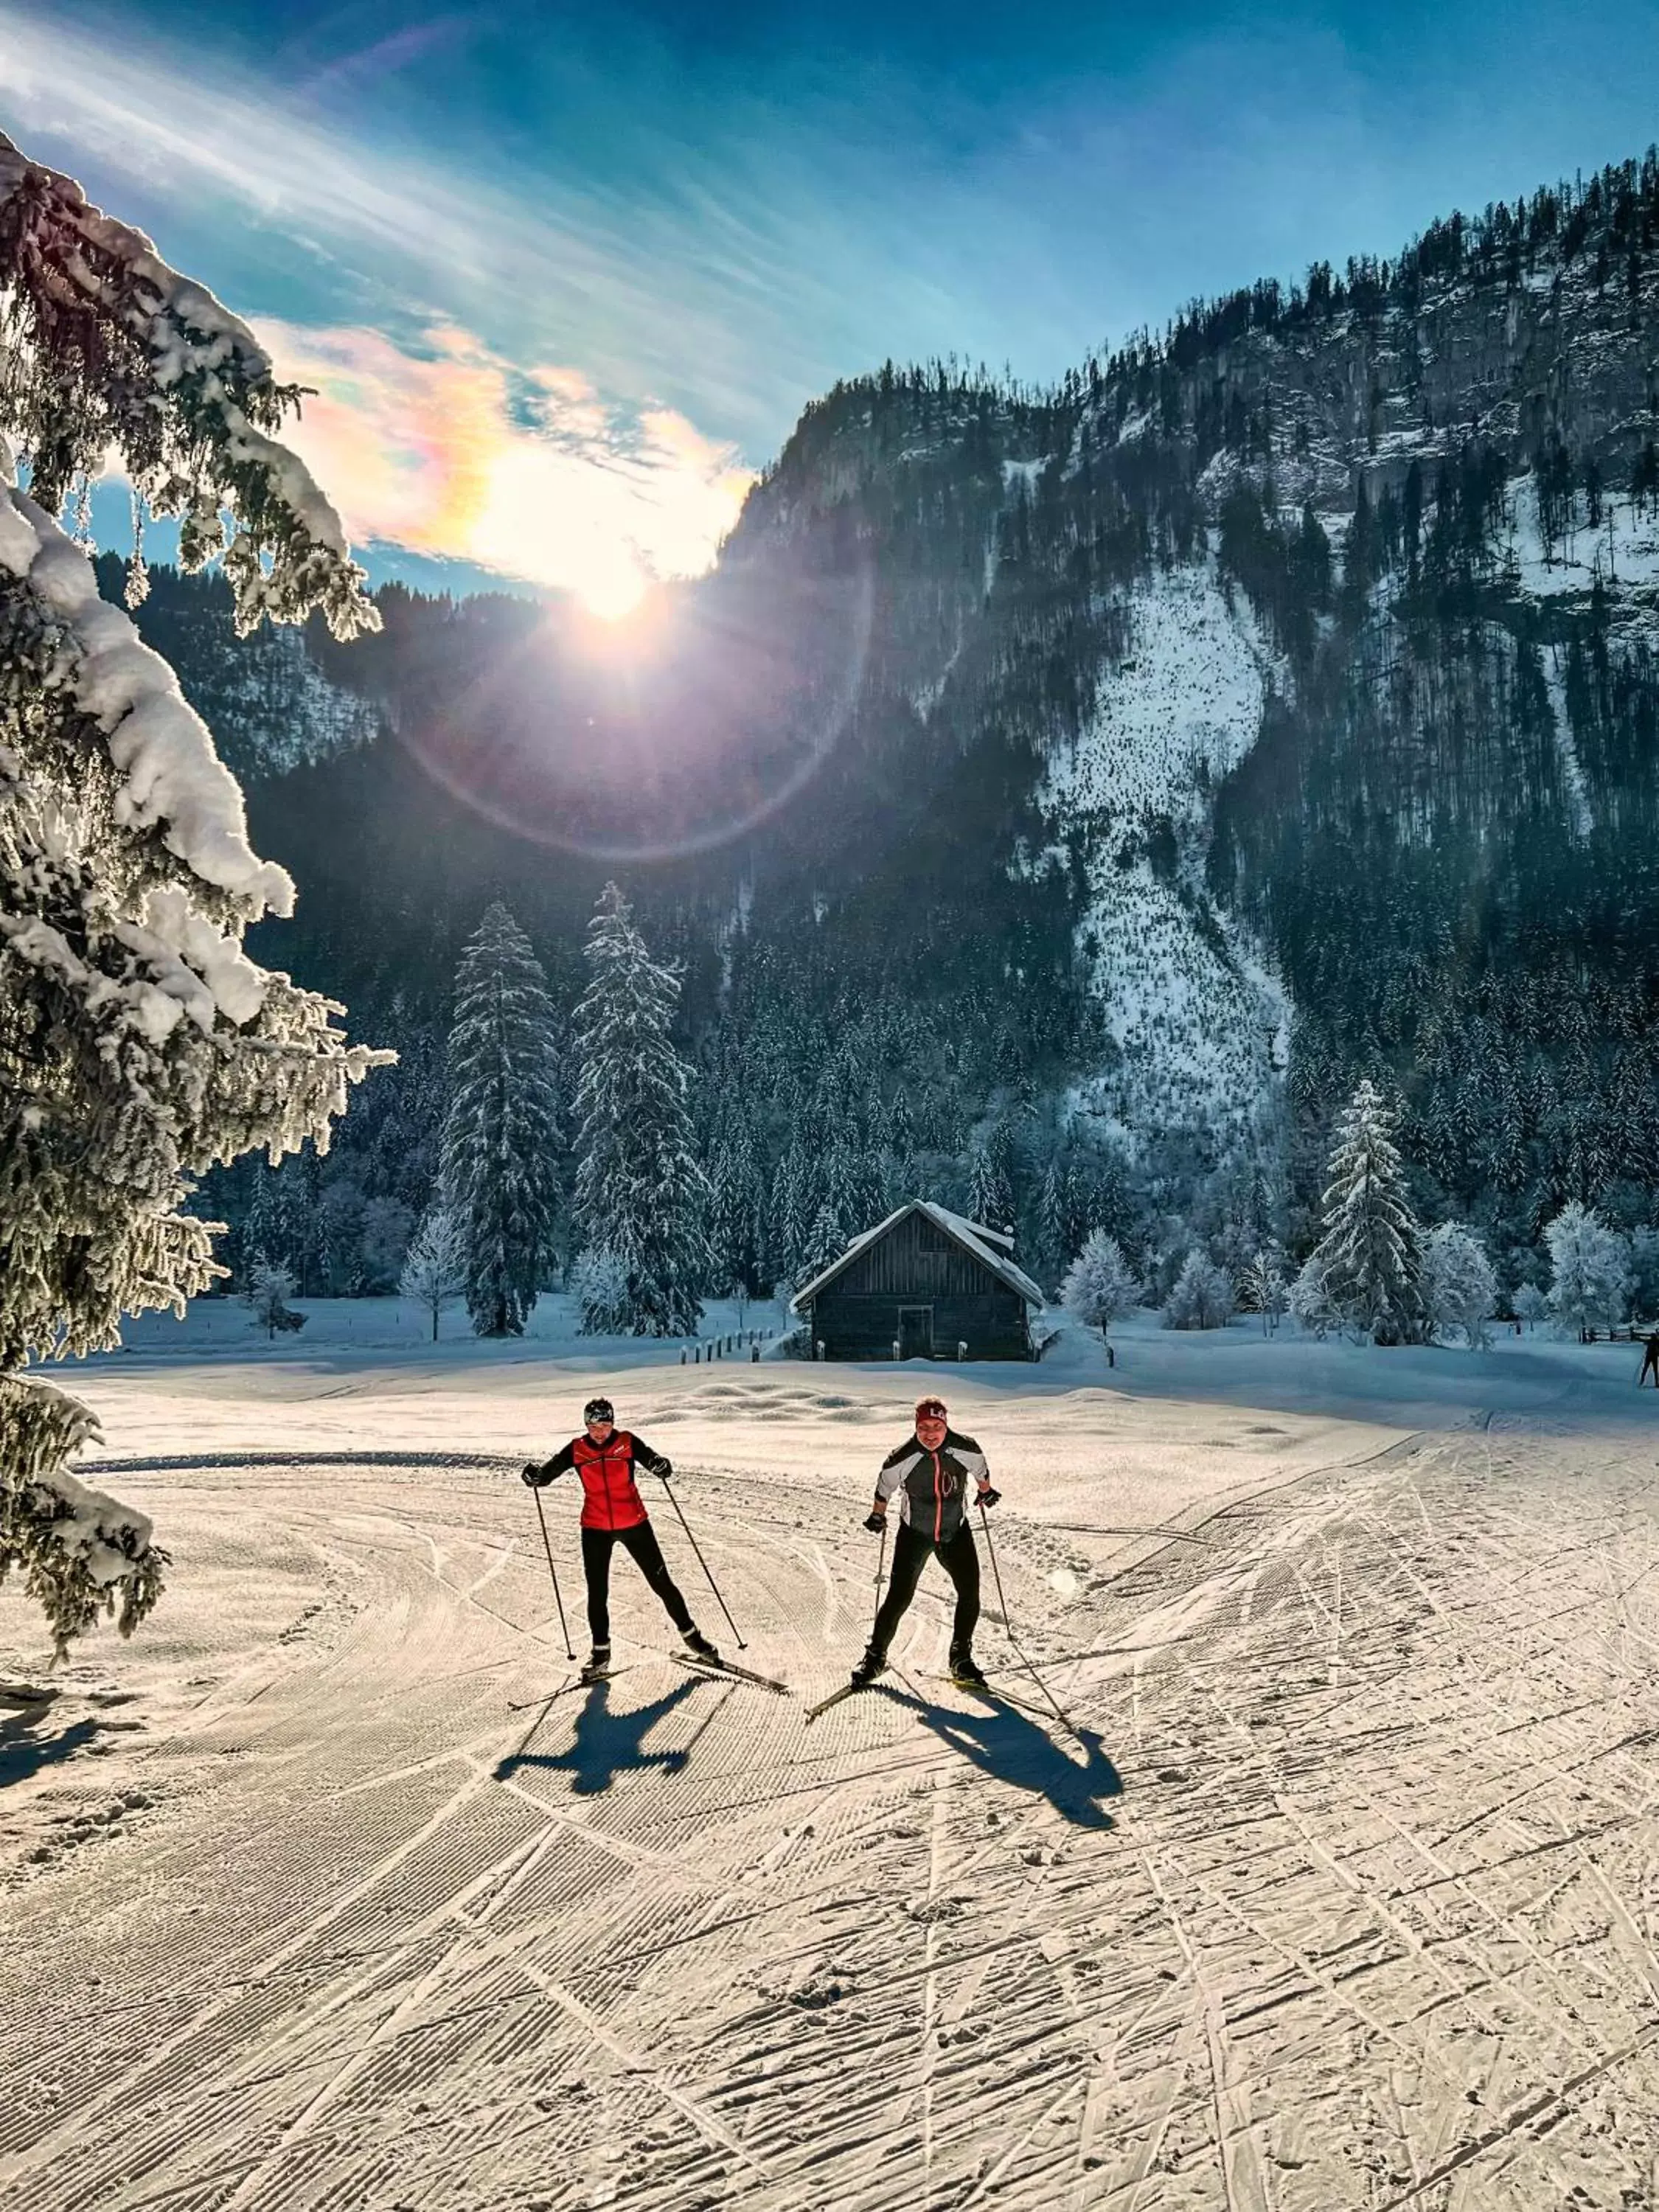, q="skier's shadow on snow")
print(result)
[886,1687,1122,1829]
[494,1677,701,1797]
[0,1711,102,1787]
